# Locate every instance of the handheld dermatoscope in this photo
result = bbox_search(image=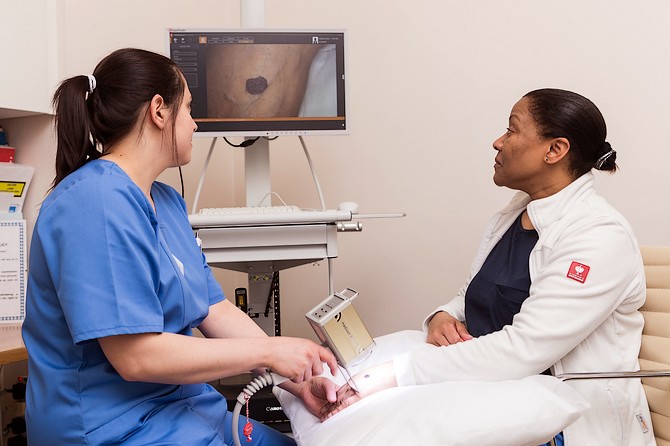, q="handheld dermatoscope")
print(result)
[305,288,376,383]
